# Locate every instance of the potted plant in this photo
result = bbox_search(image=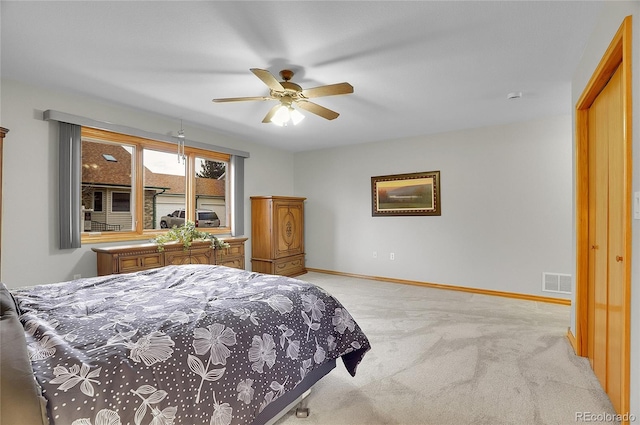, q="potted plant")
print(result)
[153,220,230,252]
